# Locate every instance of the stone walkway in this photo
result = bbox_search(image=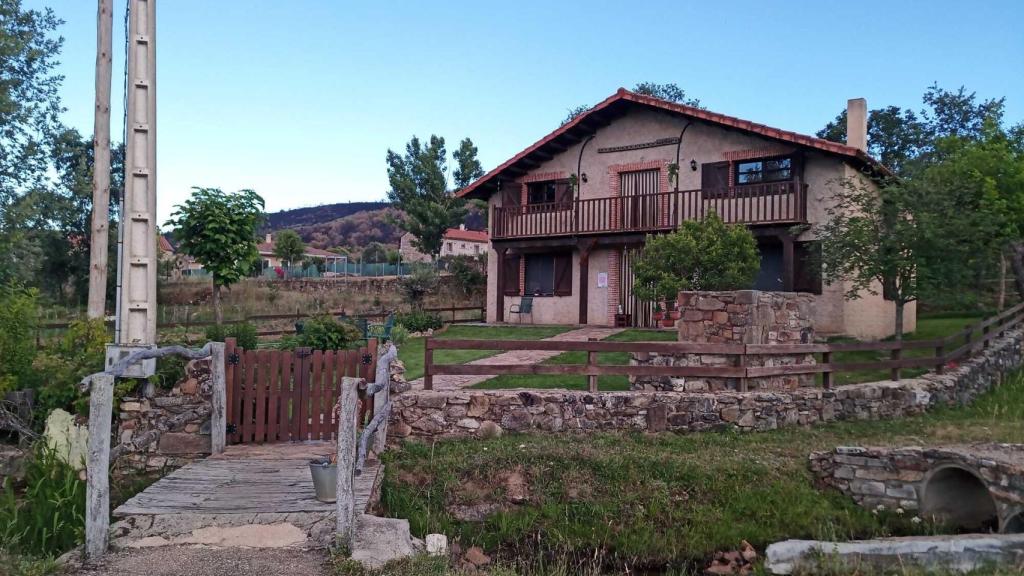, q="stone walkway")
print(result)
[408,326,625,390]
